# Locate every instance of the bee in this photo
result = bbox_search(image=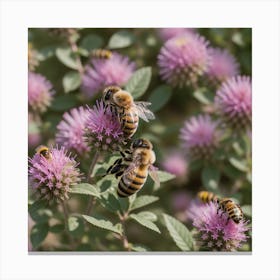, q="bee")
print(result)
[35,145,52,160]
[197,191,220,204]
[105,138,159,197]
[218,198,244,224]
[103,86,155,139]
[91,49,113,59]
